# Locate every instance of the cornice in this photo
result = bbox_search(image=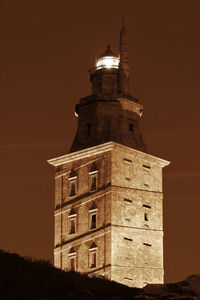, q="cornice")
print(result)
[47,141,170,168]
